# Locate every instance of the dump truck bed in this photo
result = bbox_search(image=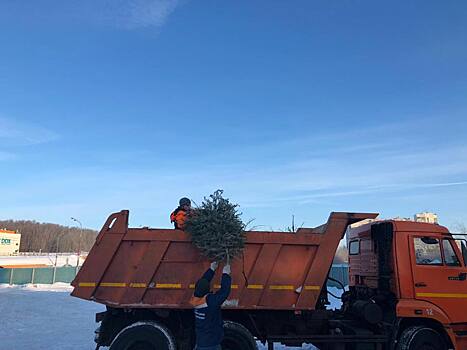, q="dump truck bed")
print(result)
[71,211,377,311]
